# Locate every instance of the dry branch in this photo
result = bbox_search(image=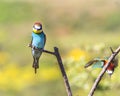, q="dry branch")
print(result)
[53,47,72,96]
[29,45,72,96]
[88,46,120,96]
